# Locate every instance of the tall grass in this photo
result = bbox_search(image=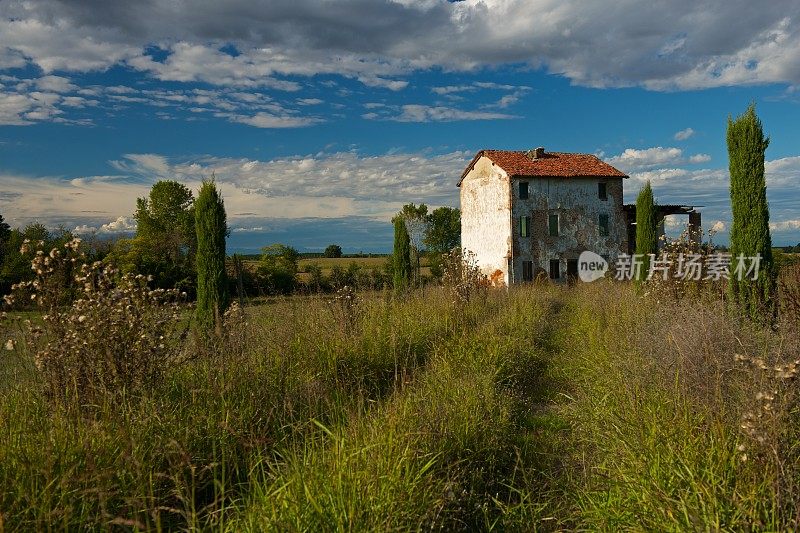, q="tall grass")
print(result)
[0,289,487,530]
[524,281,800,531]
[232,287,559,531]
[1,278,797,530]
